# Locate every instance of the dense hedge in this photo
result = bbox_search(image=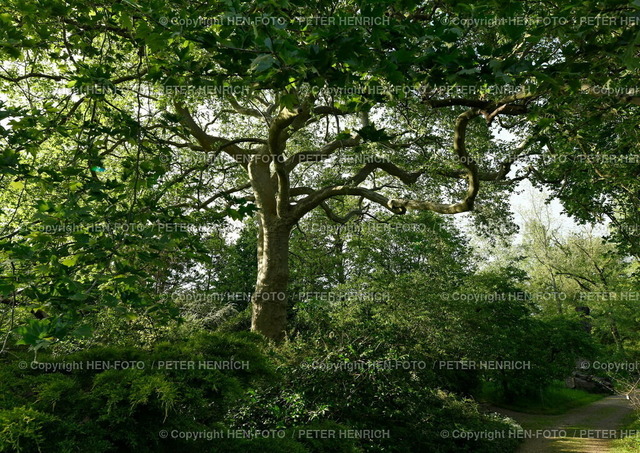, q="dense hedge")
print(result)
[0,331,522,452]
